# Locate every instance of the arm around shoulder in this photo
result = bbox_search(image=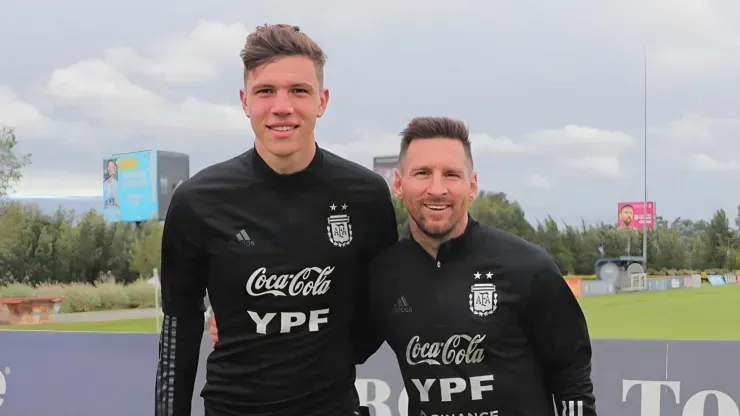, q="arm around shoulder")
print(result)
[353,182,399,364]
[155,186,209,416]
[523,255,598,415]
